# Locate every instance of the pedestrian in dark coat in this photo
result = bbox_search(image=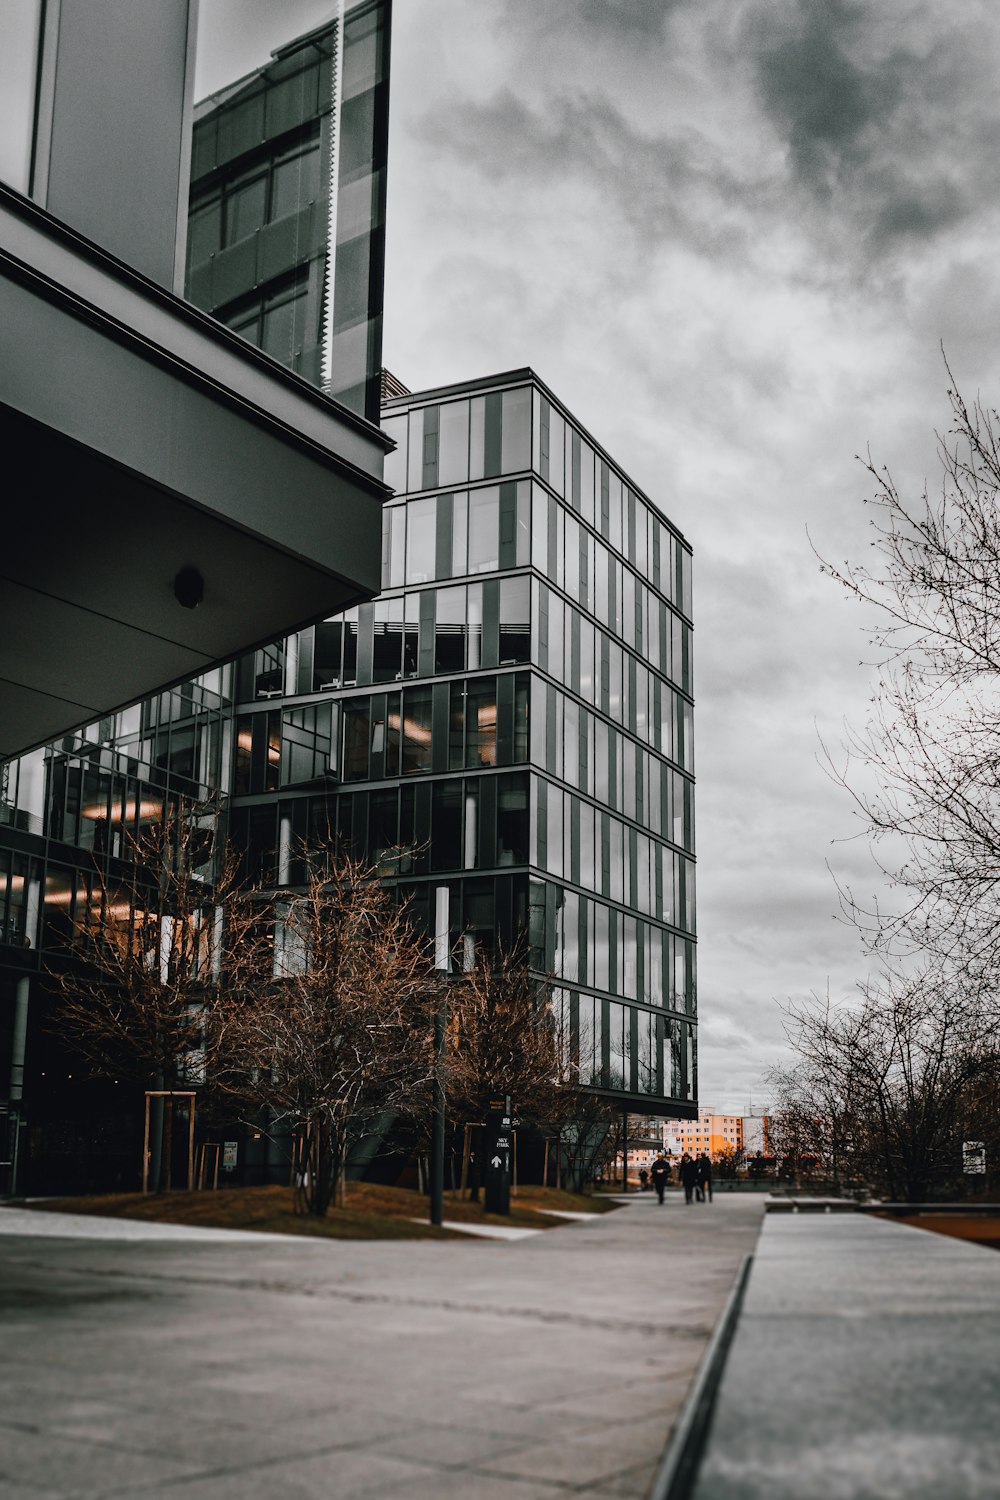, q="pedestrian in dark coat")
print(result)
[696,1152,713,1203]
[650,1154,670,1205]
[679,1152,698,1205]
